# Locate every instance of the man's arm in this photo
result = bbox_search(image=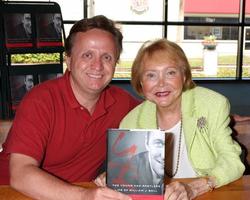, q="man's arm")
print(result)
[9,153,131,200]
